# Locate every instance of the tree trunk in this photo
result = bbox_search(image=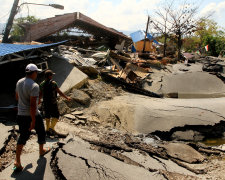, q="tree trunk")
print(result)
[163,34,167,57]
[177,31,182,60]
[2,0,20,43]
